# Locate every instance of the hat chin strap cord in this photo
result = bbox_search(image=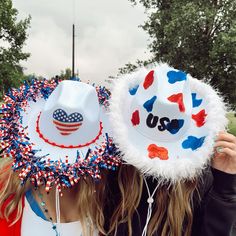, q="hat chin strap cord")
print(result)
[142,177,159,236]
[56,188,61,236]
